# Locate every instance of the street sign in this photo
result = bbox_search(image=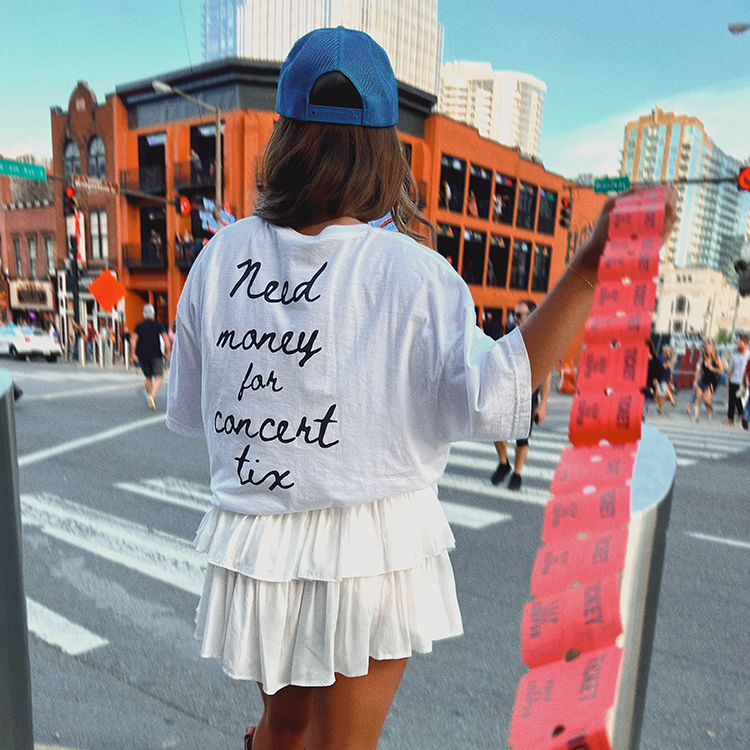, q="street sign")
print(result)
[594,175,630,194]
[72,174,119,195]
[0,158,46,182]
[89,269,126,313]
